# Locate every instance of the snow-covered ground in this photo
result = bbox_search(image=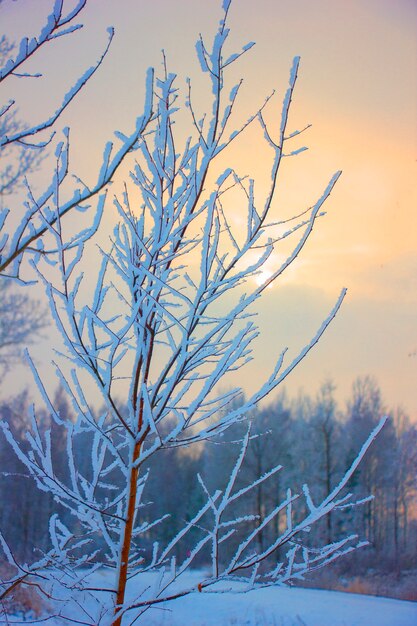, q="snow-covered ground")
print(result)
[147,583,417,626]
[11,570,416,626]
